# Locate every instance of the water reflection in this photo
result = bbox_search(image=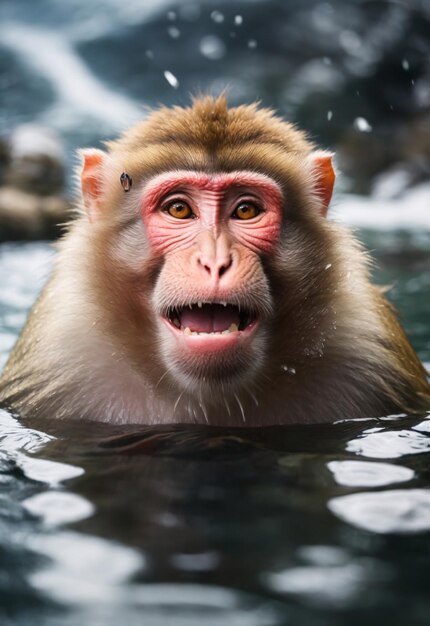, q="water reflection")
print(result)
[347,425,430,458]
[329,489,430,534]
[327,460,414,487]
